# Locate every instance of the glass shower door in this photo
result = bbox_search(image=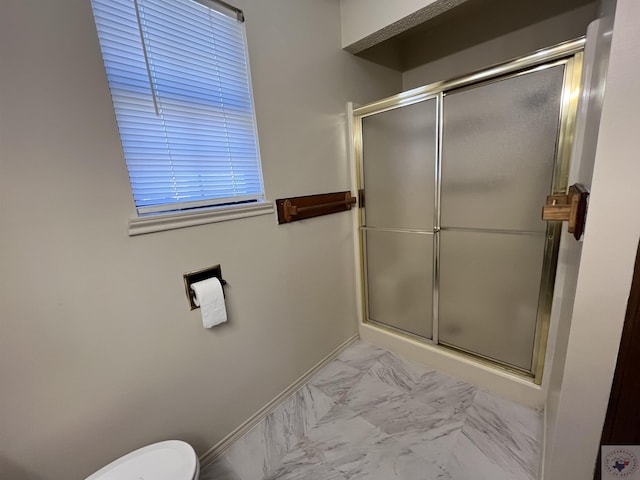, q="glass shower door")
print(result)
[439,65,565,371]
[361,98,437,339]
